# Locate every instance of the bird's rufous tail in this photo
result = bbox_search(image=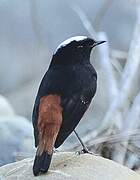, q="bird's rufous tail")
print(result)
[33,95,63,176]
